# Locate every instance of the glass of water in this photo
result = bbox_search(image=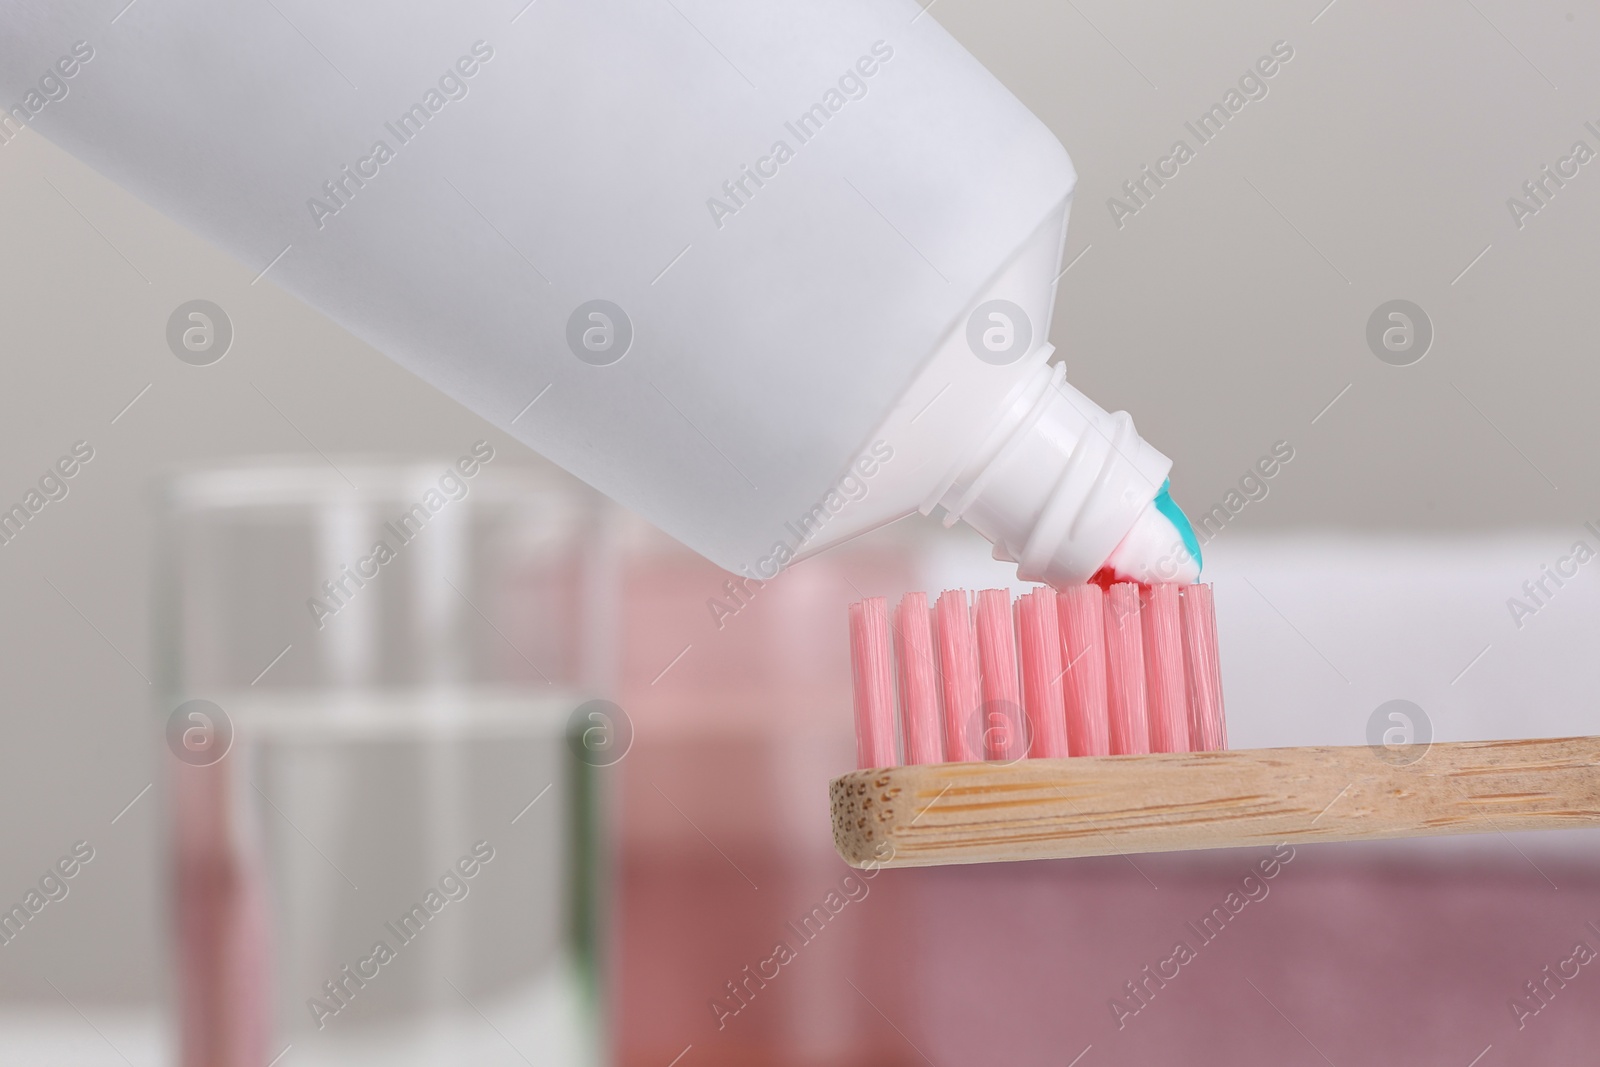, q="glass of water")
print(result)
[155,455,613,1067]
